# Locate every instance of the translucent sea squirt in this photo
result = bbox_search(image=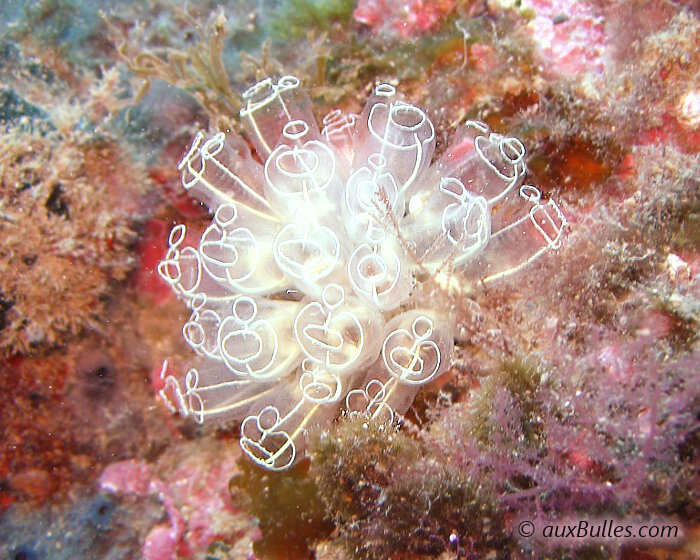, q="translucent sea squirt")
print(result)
[157,77,567,471]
